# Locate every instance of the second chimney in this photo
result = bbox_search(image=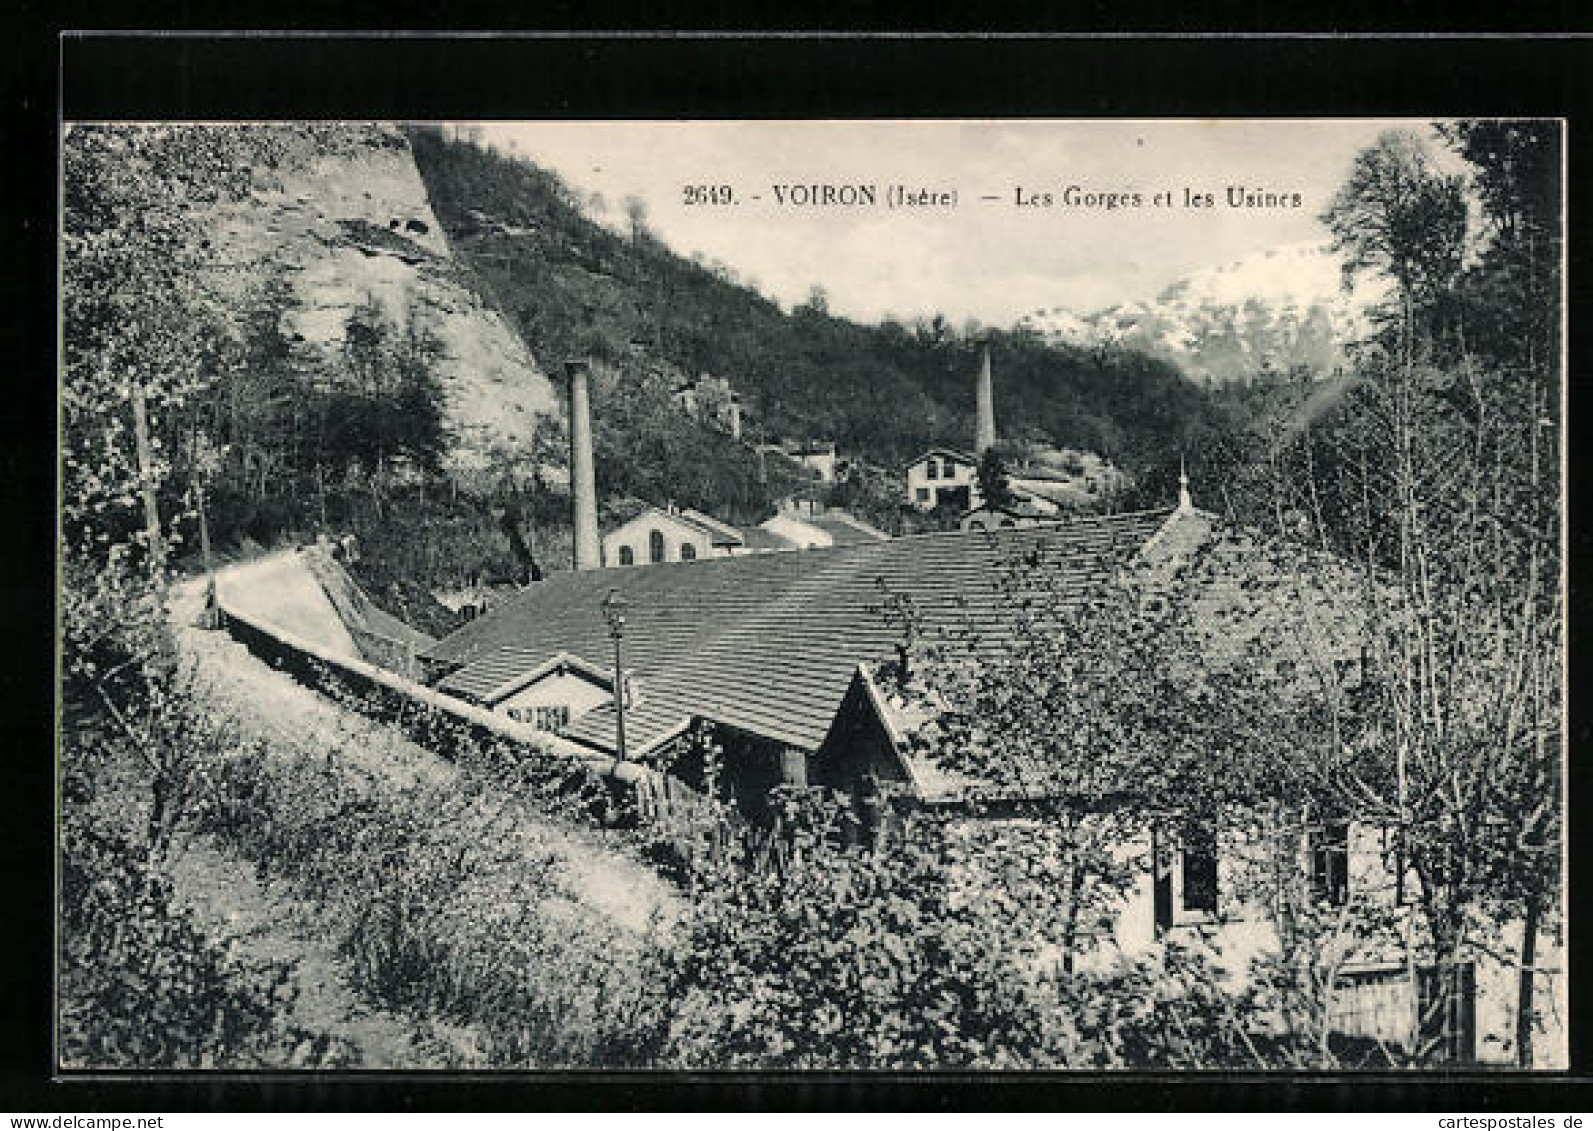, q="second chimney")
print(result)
[565,359,601,571]
[975,343,996,454]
